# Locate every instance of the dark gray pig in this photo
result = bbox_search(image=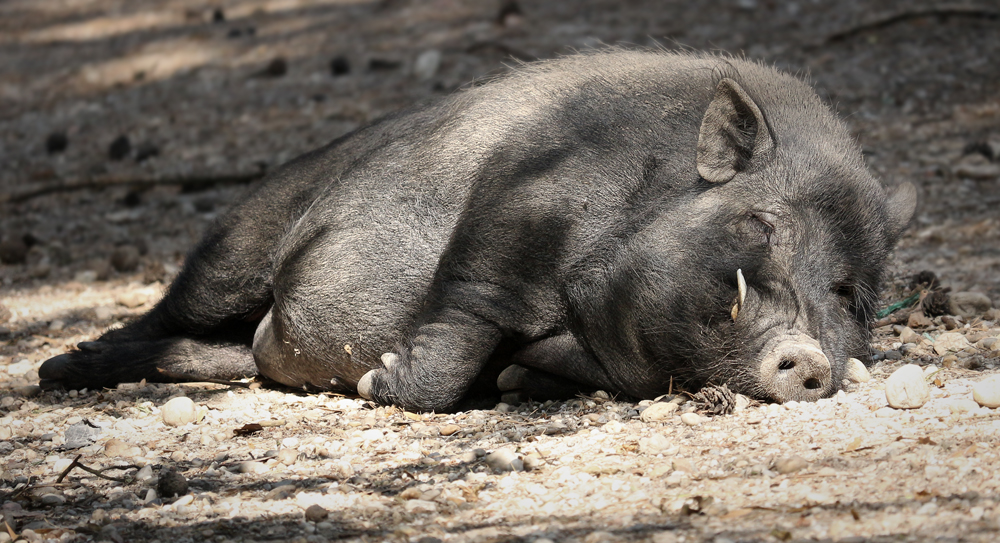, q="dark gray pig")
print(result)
[39,50,916,411]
